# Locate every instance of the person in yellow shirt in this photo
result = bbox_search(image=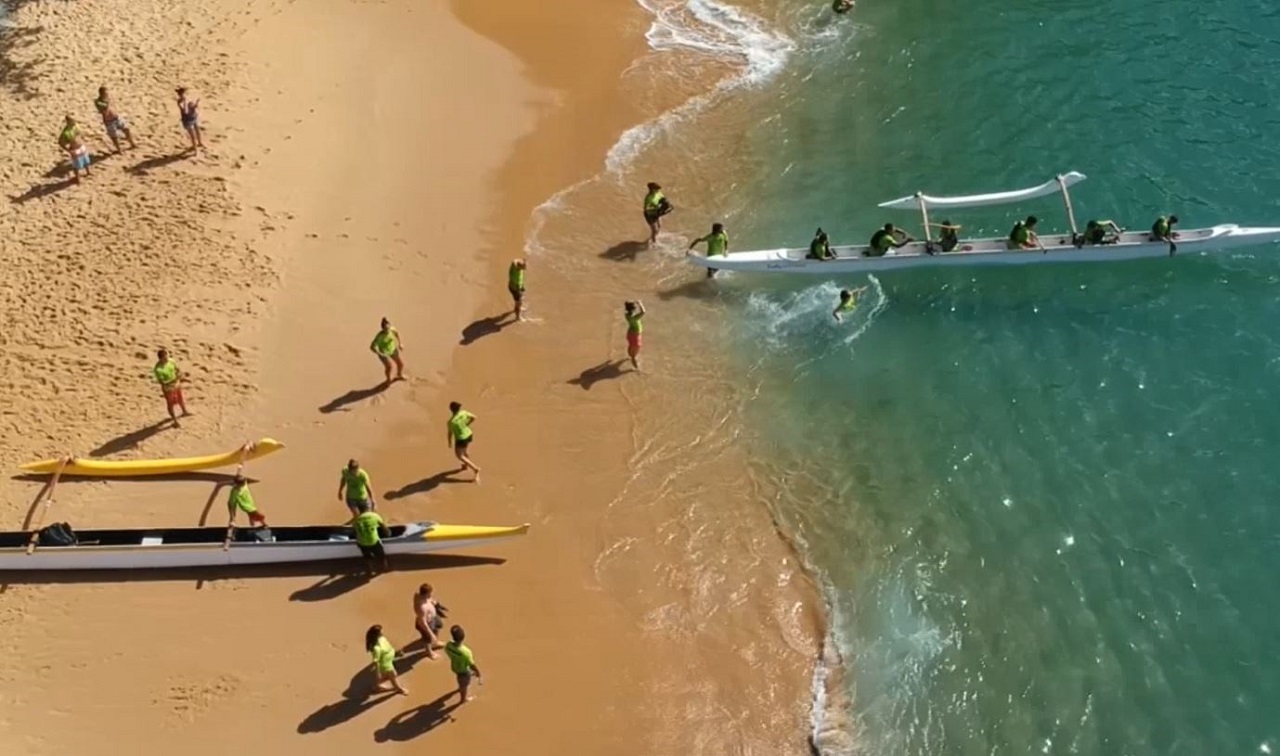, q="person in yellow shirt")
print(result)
[153,348,190,426]
[508,259,527,322]
[444,624,482,703]
[370,318,404,385]
[689,222,729,279]
[348,504,390,574]
[643,182,674,246]
[364,624,408,696]
[447,402,481,482]
[57,115,92,181]
[337,459,375,516]
[624,300,646,371]
[227,475,267,527]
